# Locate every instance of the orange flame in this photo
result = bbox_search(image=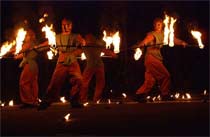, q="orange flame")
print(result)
[81,52,86,60]
[134,48,142,61]
[64,113,71,122]
[191,30,204,49]
[39,13,48,23]
[163,15,177,47]
[163,15,170,45]
[41,24,57,59]
[0,41,16,58]
[15,28,27,54]
[103,30,120,53]
[9,100,14,106]
[122,93,127,98]
[169,17,176,47]
[60,97,67,103]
